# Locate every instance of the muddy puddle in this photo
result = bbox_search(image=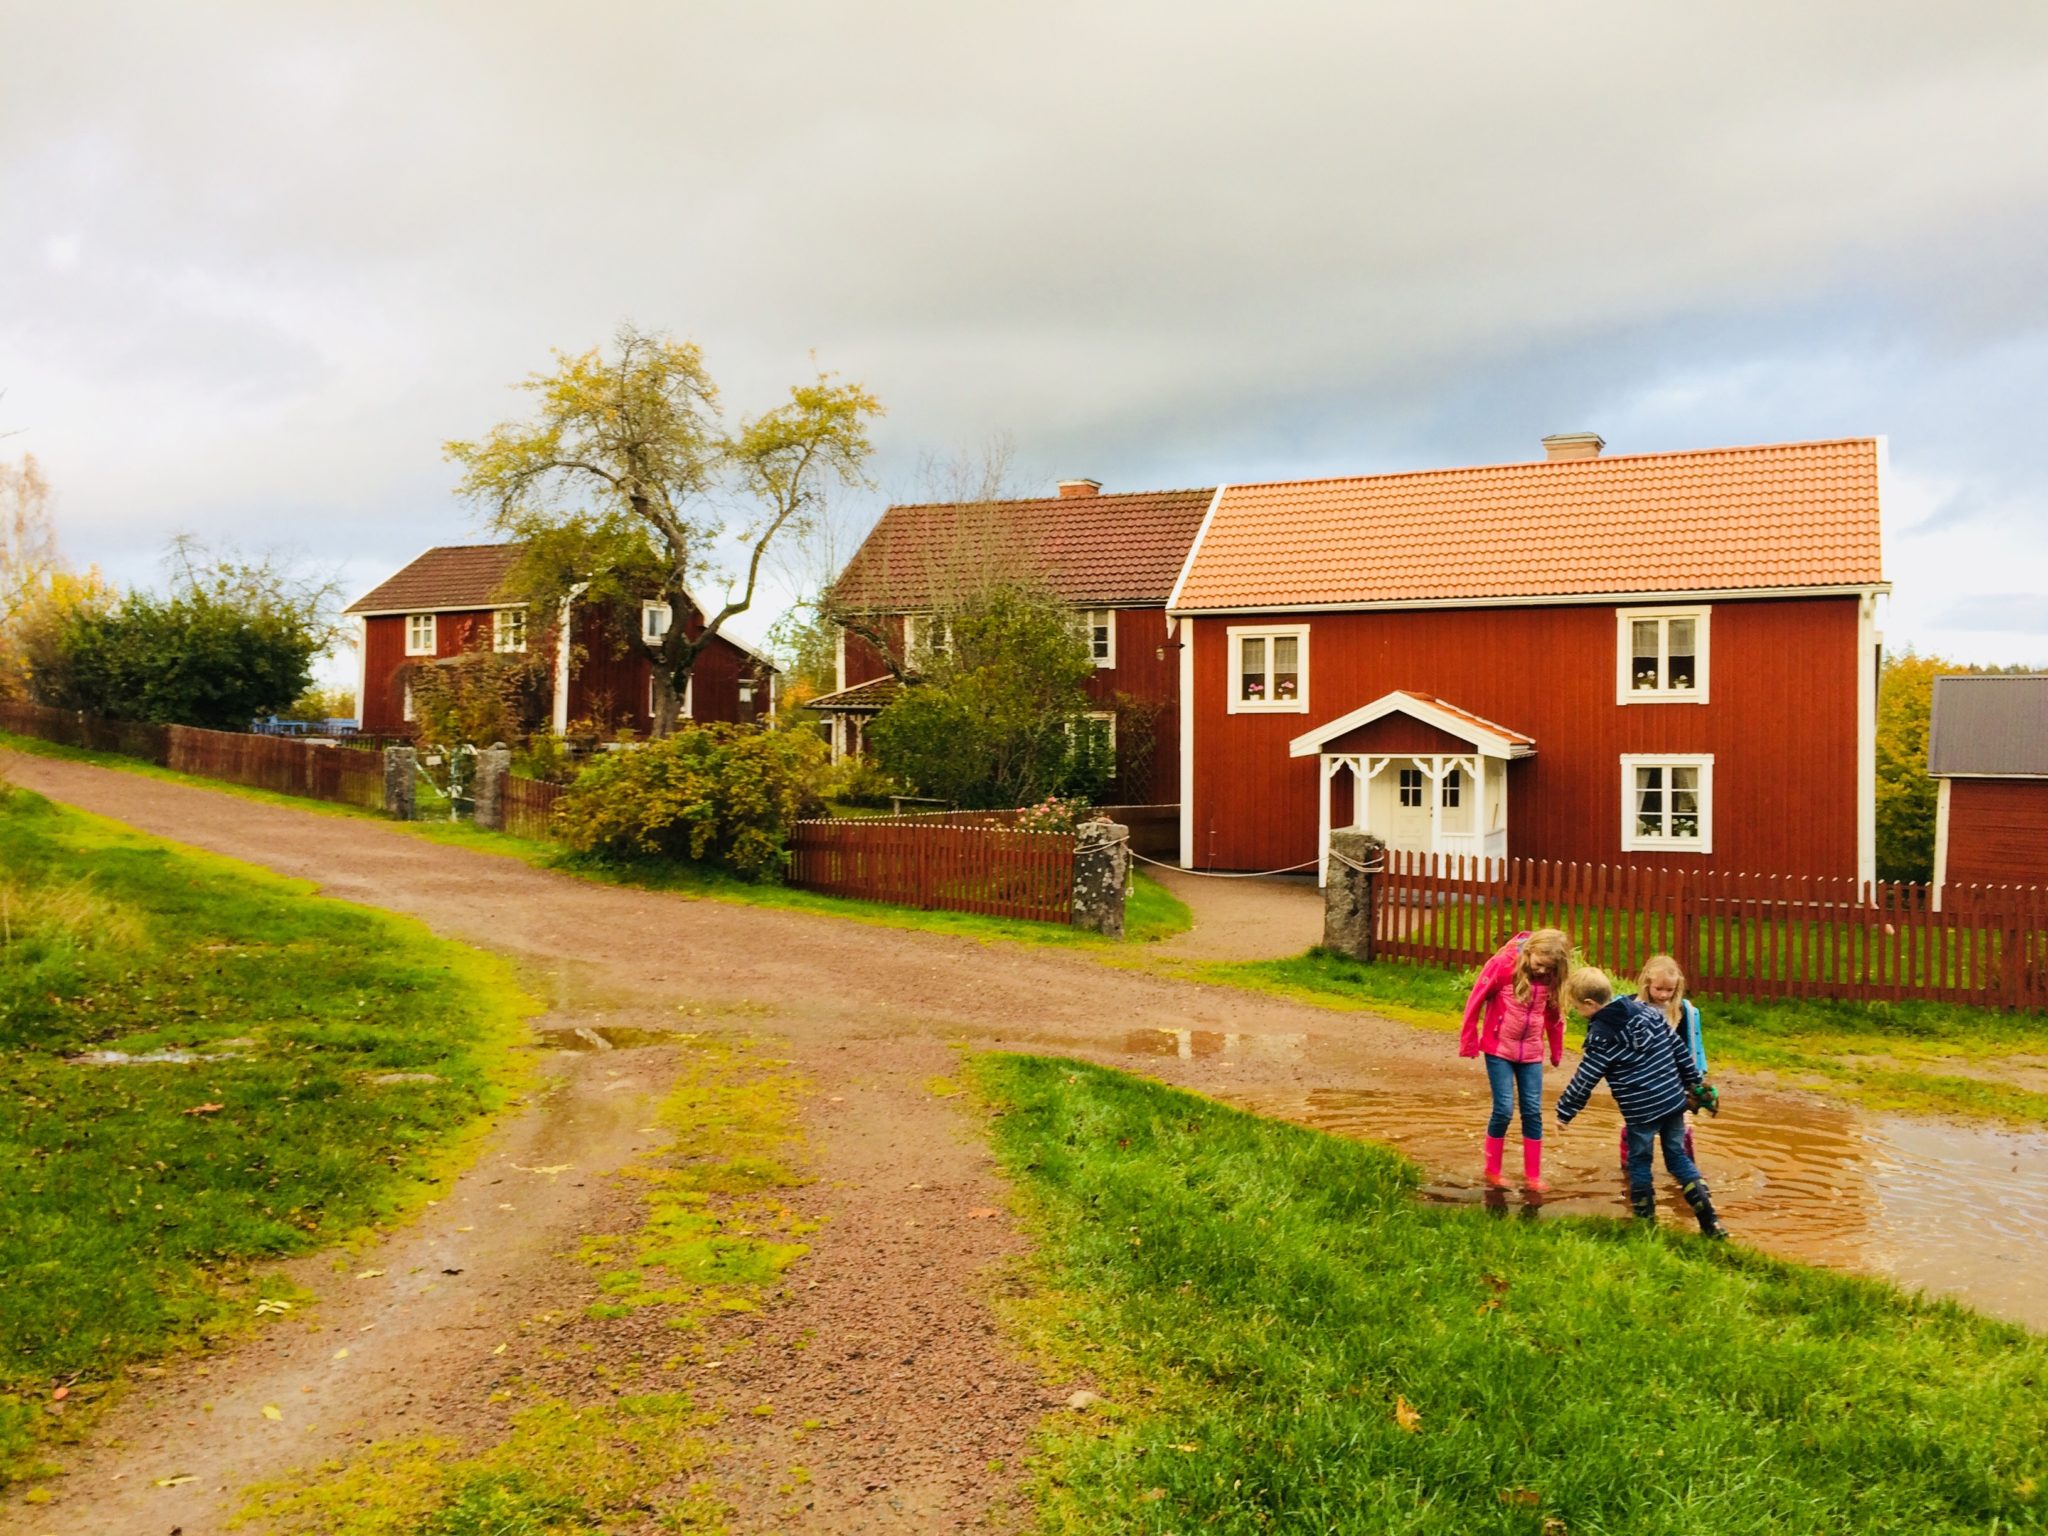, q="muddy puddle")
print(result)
[1107,1027,2048,1331]
[534,1025,684,1051]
